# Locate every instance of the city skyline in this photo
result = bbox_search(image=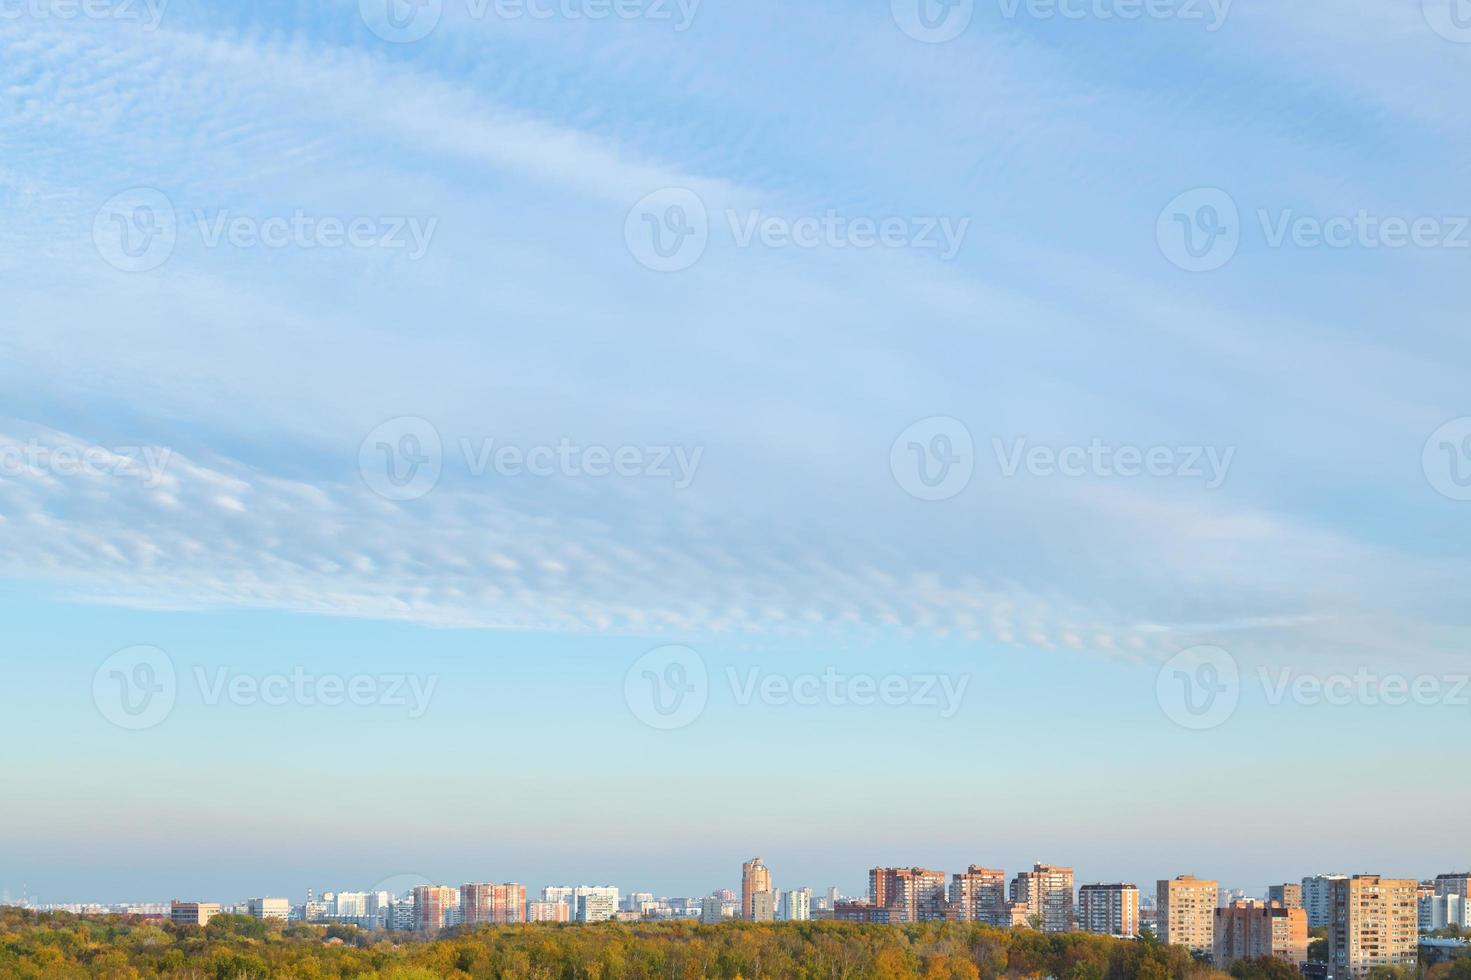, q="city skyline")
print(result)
[4,0,1470,929]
